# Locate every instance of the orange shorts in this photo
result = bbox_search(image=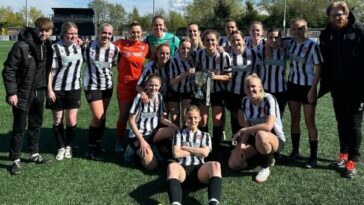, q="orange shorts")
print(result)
[117,88,137,101]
